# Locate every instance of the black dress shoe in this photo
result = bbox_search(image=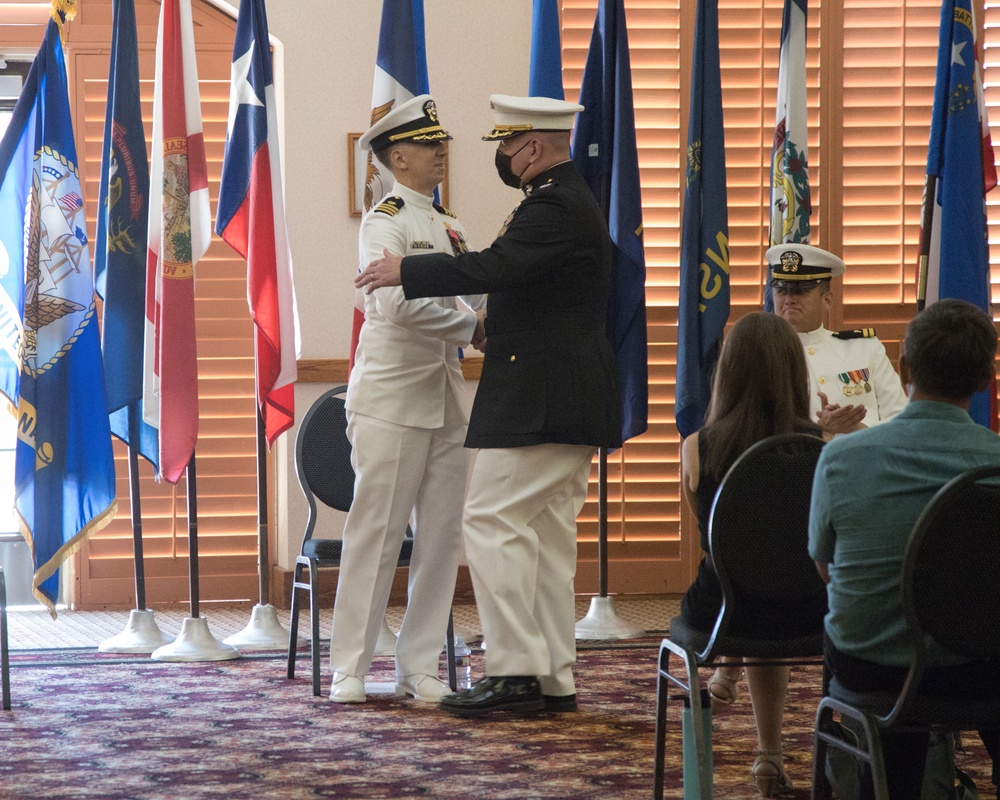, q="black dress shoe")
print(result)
[439,676,544,717]
[543,693,577,712]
